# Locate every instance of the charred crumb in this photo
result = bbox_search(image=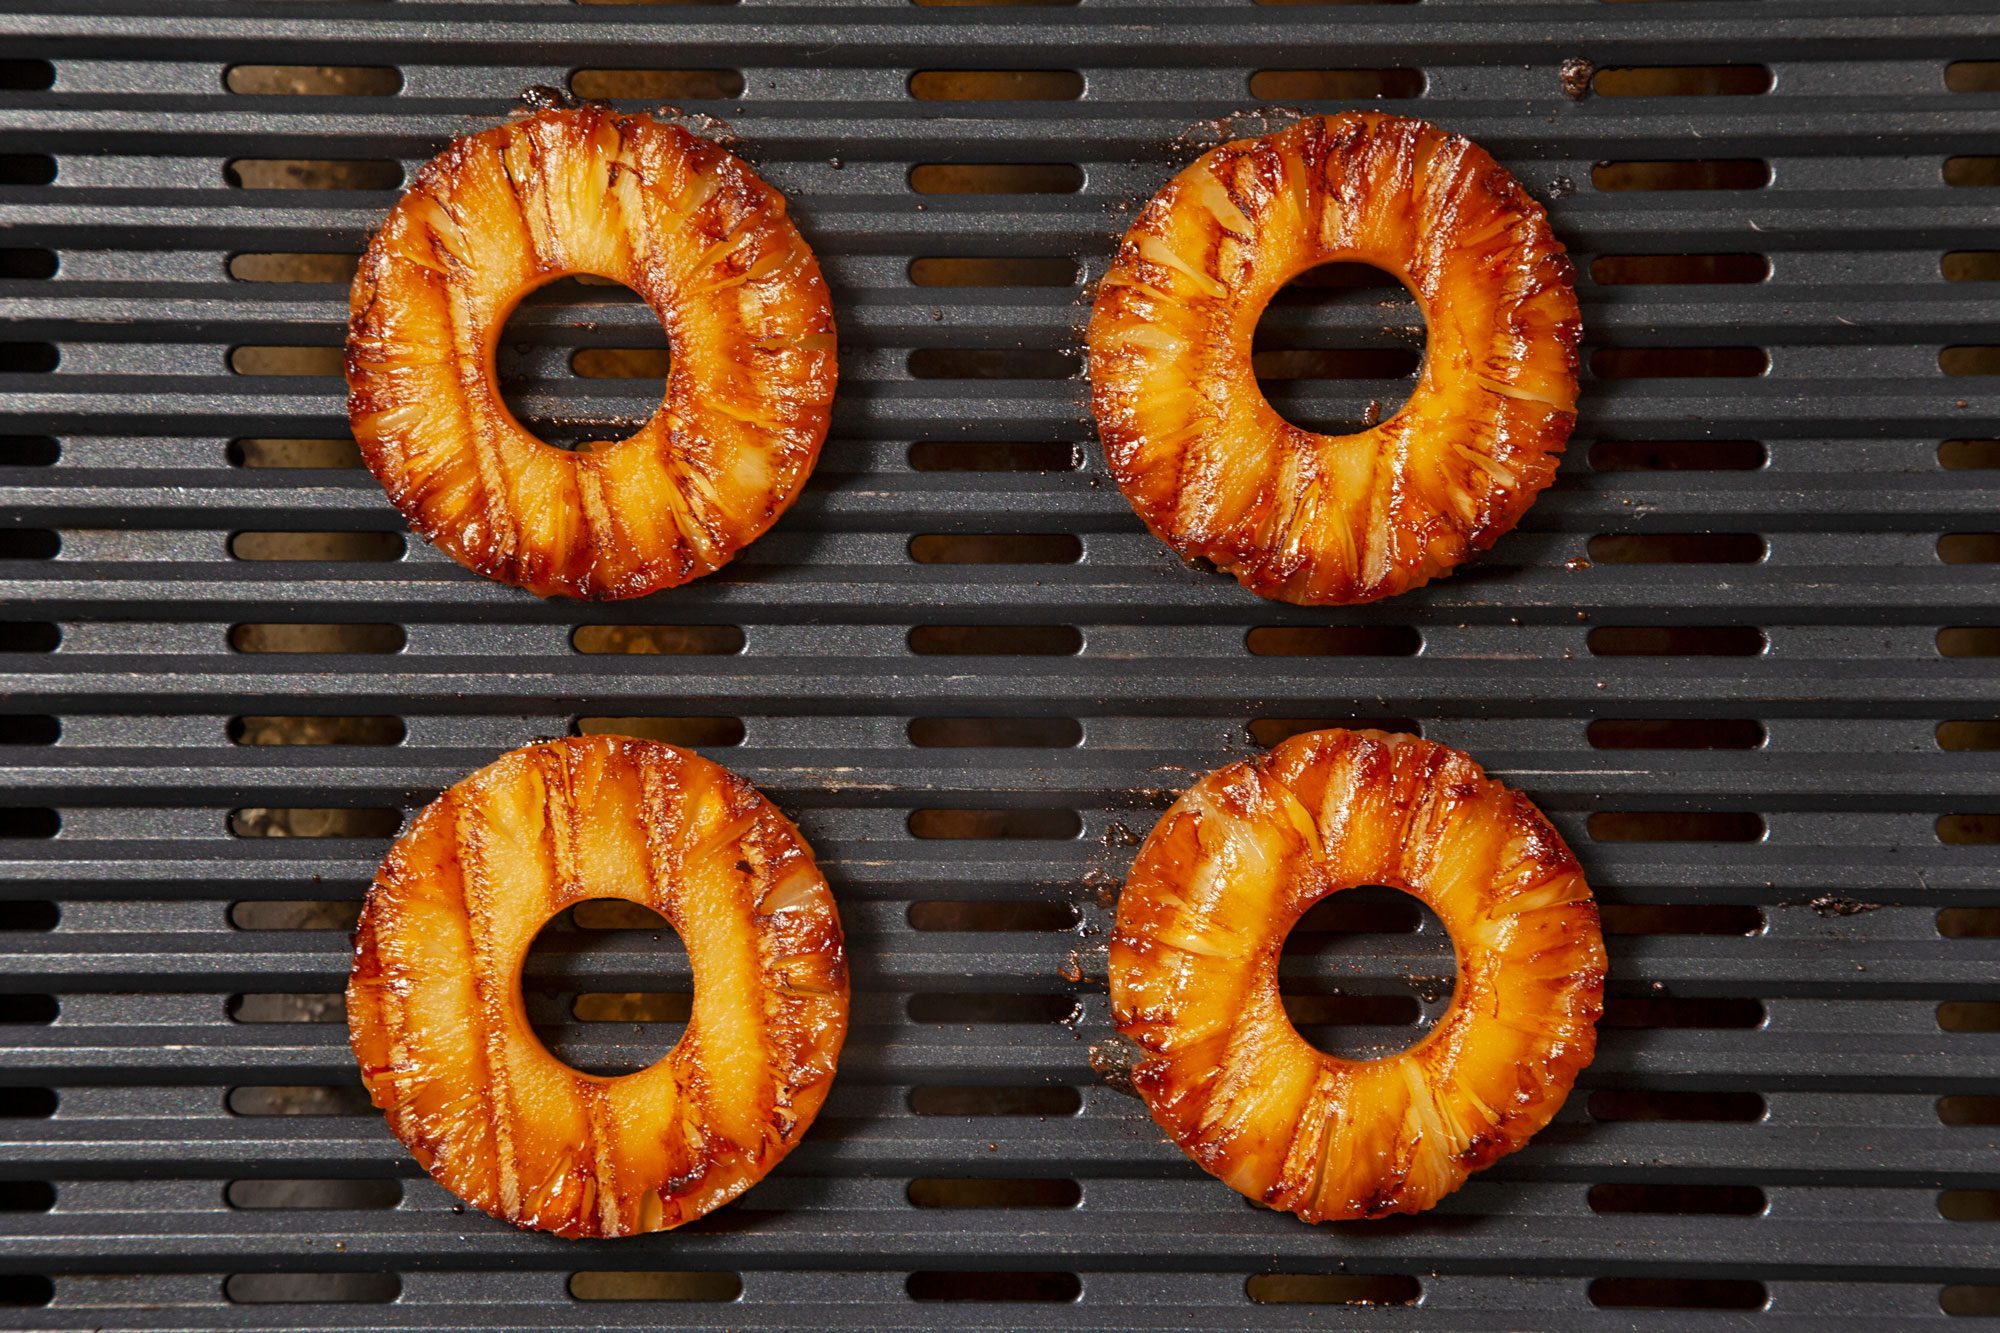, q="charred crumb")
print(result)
[1059,951,1084,984]
[1559,59,1594,101]
[1548,174,1576,199]
[1564,557,1592,572]
[1807,894,1882,917]
[1101,820,1142,849]
[1088,1034,1148,1095]
[518,85,576,114]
